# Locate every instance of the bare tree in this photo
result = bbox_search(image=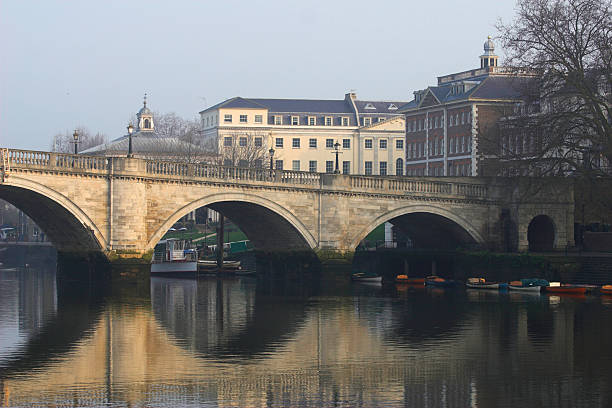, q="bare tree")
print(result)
[494,0,612,177]
[50,127,107,153]
[218,132,272,168]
